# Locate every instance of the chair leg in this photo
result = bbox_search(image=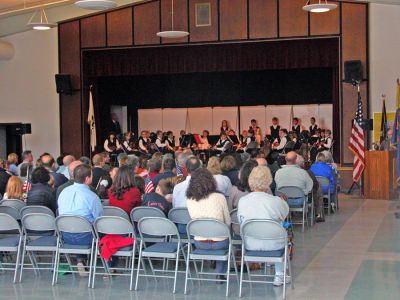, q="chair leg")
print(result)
[135,242,143,291]
[13,242,22,284]
[19,244,26,282]
[172,245,180,294]
[129,243,136,291]
[89,241,96,288]
[52,248,59,285]
[283,252,288,300]
[226,247,232,297]
[239,248,245,297]
[184,246,190,295]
